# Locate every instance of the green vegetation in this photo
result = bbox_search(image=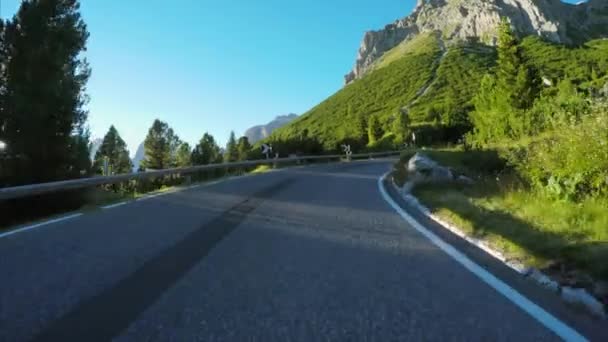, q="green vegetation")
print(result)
[93,126,133,175]
[373,33,440,70]
[251,164,272,174]
[0,0,92,227]
[224,131,239,162]
[393,149,608,282]
[141,119,182,170]
[408,44,496,125]
[390,22,608,286]
[270,33,442,151]
[191,133,223,166]
[0,0,91,187]
[175,142,192,168]
[237,136,253,161]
